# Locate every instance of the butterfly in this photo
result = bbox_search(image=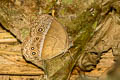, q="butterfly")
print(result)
[22,14,71,68]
